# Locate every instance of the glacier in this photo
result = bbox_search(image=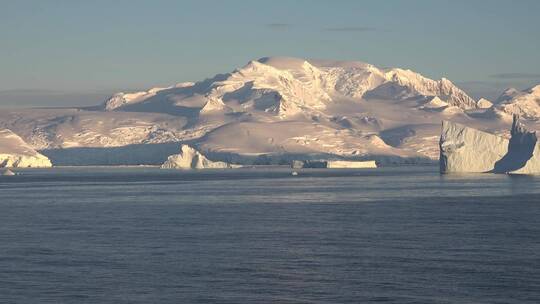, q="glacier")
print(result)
[440,115,540,174]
